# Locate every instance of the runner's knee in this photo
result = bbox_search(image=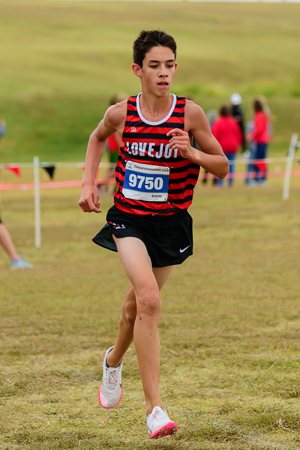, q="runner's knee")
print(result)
[122,288,137,325]
[122,302,137,325]
[136,289,161,318]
